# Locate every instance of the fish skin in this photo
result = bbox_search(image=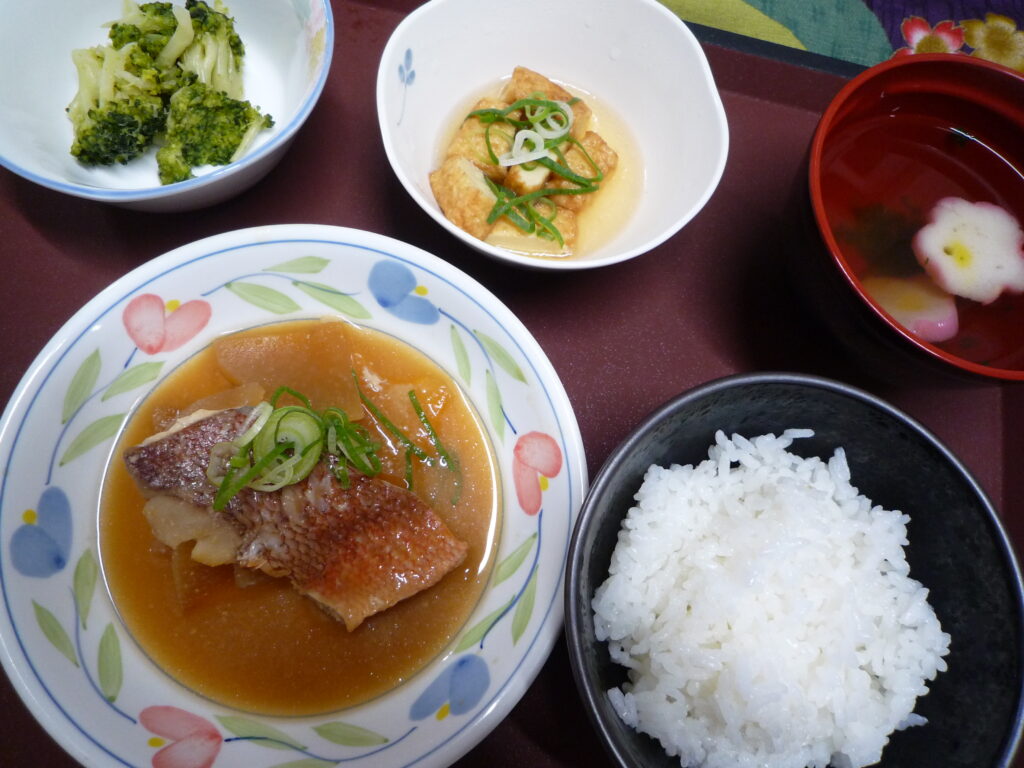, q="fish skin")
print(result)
[123,407,468,630]
[125,407,253,507]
